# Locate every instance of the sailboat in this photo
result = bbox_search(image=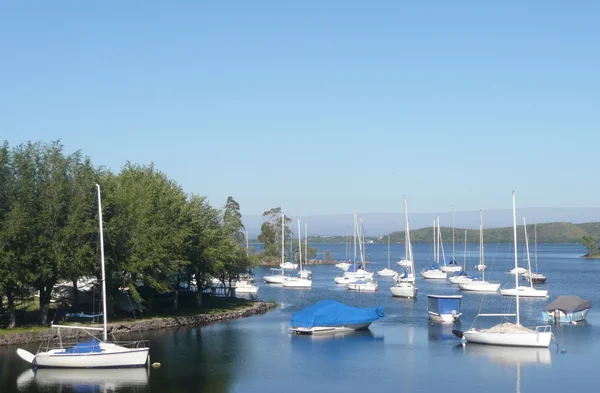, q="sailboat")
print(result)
[523,223,547,283]
[458,191,552,347]
[395,198,416,284]
[440,206,462,273]
[16,184,149,368]
[449,230,473,284]
[421,218,447,279]
[347,217,378,291]
[390,195,418,298]
[458,210,500,292]
[282,219,312,288]
[378,235,396,277]
[500,218,548,298]
[335,212,373,285]
[335,235,352,271]
[299,223,312,279]
[263,214,288,284]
